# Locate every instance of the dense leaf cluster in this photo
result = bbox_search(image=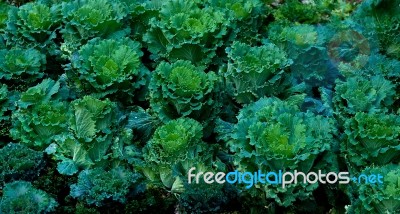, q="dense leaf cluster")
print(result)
[0,0,399,213]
